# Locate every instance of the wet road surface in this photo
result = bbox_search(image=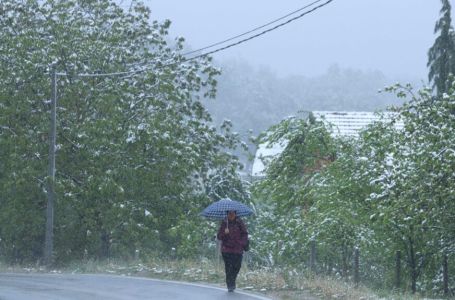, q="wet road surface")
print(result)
[0,273,271,300]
